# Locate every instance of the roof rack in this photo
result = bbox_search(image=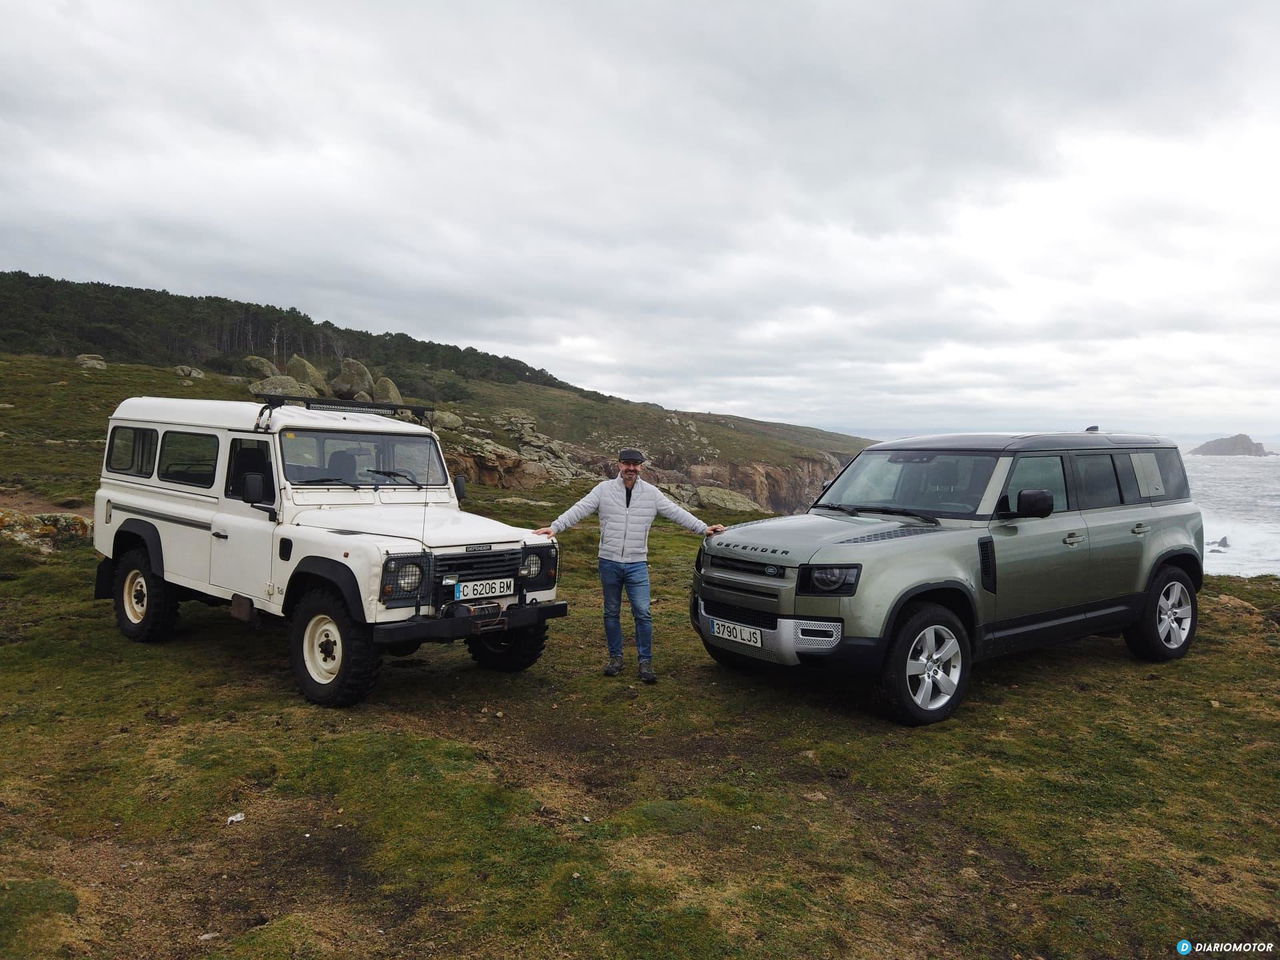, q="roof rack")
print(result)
[253,393,435,423]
